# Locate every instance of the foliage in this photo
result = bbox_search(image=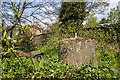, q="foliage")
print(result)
[78,23,120,78]
[1,17,35,77]
[2,49,119,79]
[38,36,59,57]
[58,2,109,38]
[99,18,109,24]
[2,2,59,31]
[16,25,37,52]
[2,24,120,78]
[107,6,119,24]
[48,22,60,33]
[84,14,98,28]
[58,2,87,37]
[2,34,120,79]
[1,1,120,79]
